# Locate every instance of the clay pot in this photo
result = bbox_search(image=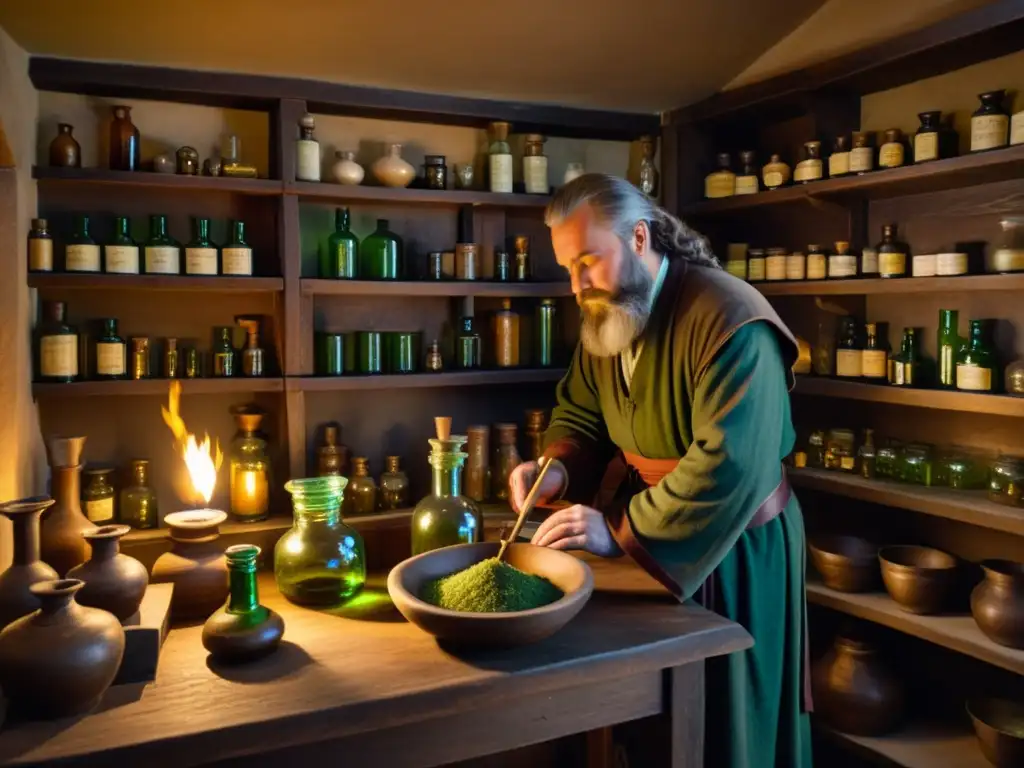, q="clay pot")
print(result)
[331,150,365,185]
[808,534,879,593]
[68,525,149,621]
[151,510,229,622]
[0,579,125,719]
[0,497,60,629]
[49,123,81,168]
[968,698,1024,768]
[371,143,415,188]
[879,545,958,615]
[811,632,905,736]
[203,545,284,663]
[40,436,92,576]
[971,559,1024,649]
